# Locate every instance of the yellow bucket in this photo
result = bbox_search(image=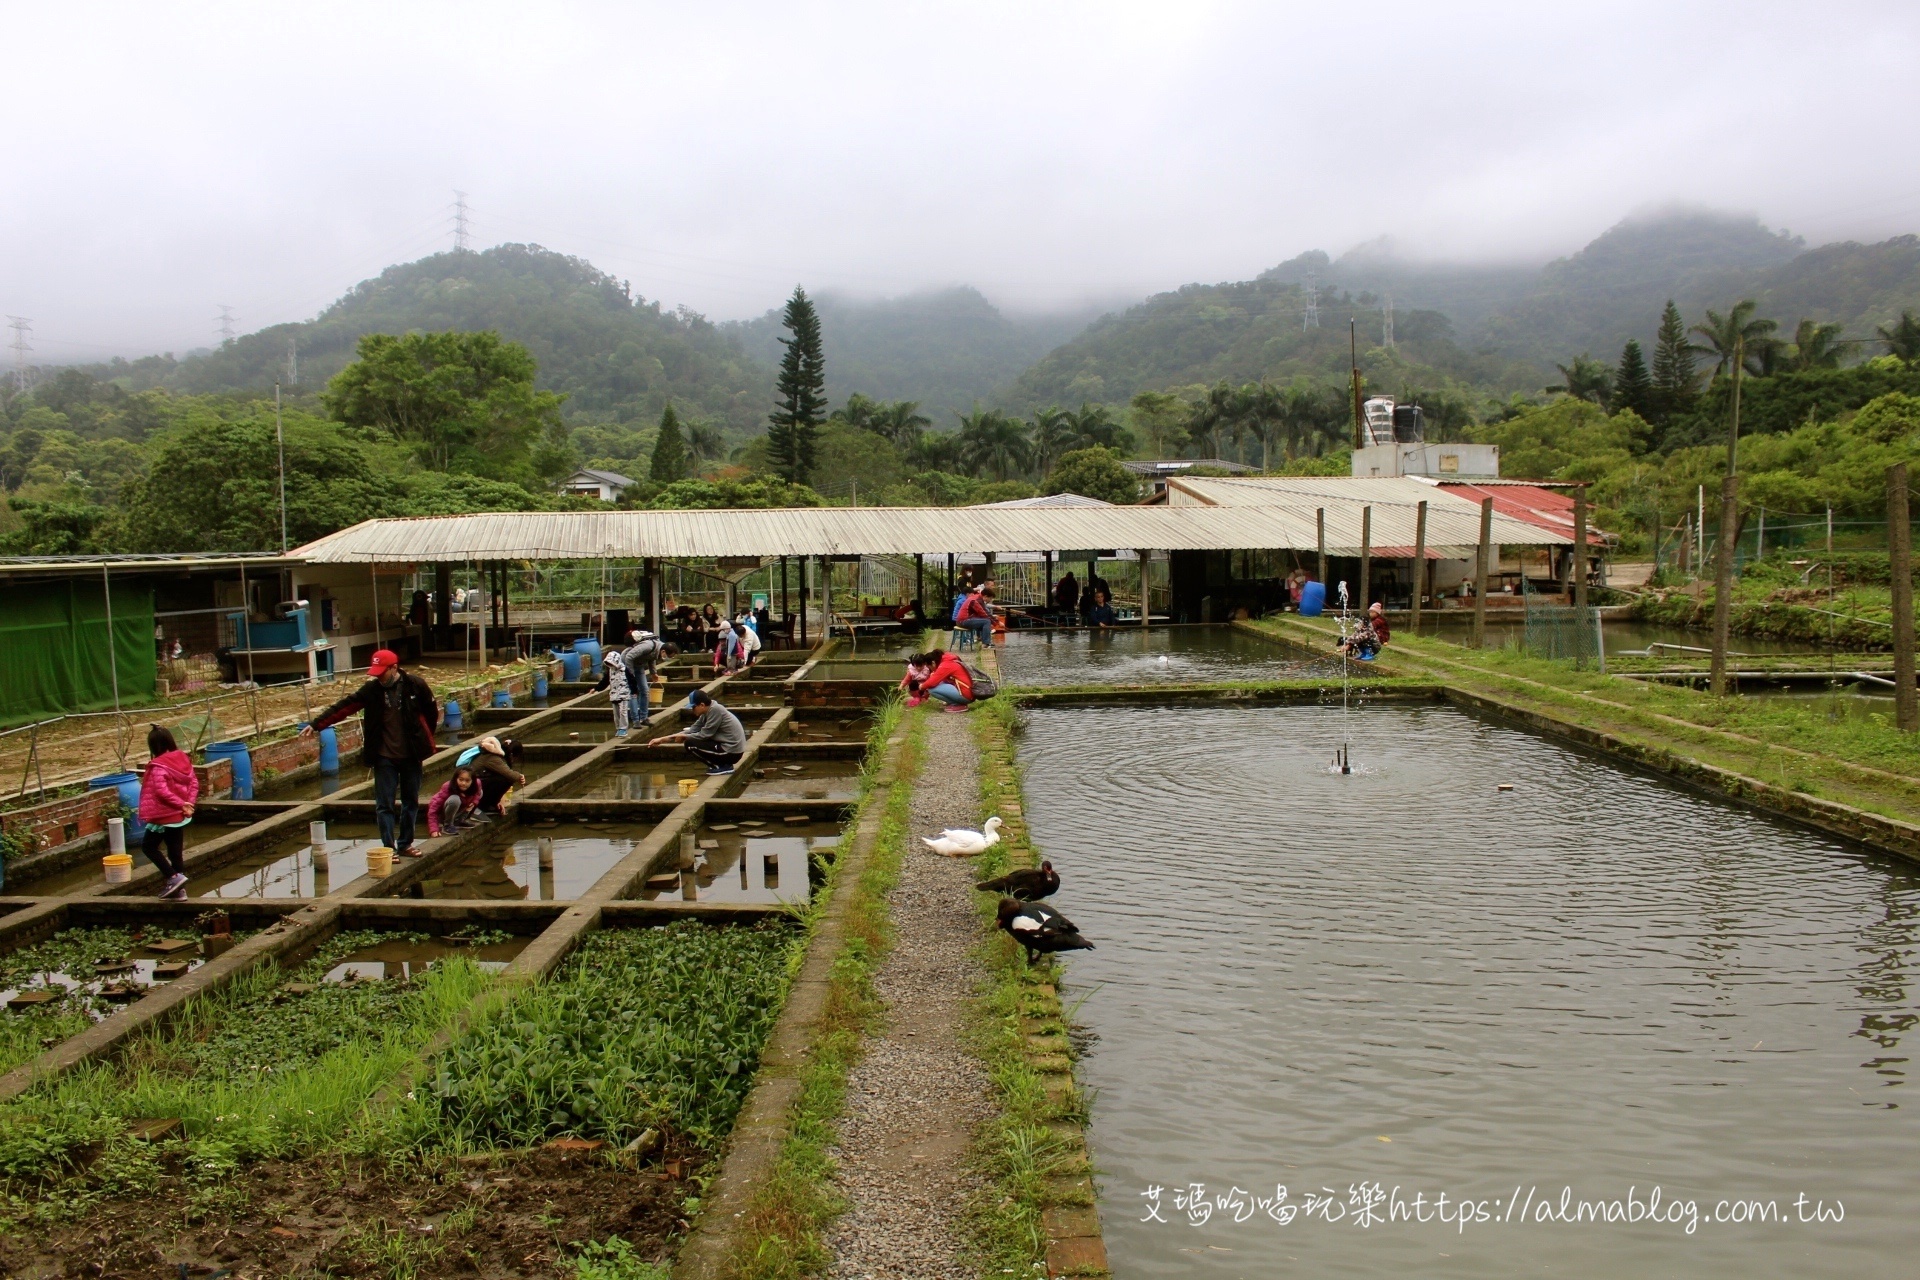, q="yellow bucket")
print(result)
[649,685,665,707]
[366,847,395,877]
[677,777,700,798]
[101,853,133,884]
